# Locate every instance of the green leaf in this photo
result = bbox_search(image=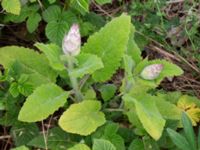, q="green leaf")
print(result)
[99,84,117,101]
[35,43,65,71]
[123,96,143,130]
[127,26,142,64]
[82,14,131,82]
[42,5,76,45]
[95,0,112,5]
[70,0,89,13]
[11,123,39,146]
[182,112,196,150]
[84,88,96,100]
[28,127,73,150]
[4,4,39,23]
[11,146,29,150]
[155,97,182,120]
[70,53,104,78]
[92,139,116,150]
[46,20,69,45]
[123,95,165,140]
[69,144,91,150]
[59,100,106,136]
[9,82,19,97]
[0,46,57,88]
[48,0,56,4]
[143,136,160,150]
[18,83,69,122]
[198,128,200,150]
[2,0,21,15]
[167,128,191,150]
[42,5,61,23]
[128,139,144,150]
[103,123,125,150]
[27,13,41,33]
[0,100,5,110]
[0,94,20,126]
